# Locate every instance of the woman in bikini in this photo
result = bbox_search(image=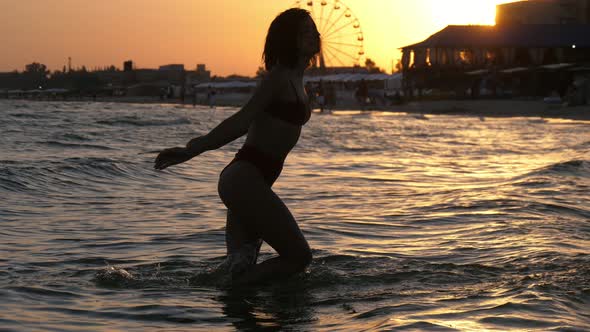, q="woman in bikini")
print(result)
[154,8,321,285]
